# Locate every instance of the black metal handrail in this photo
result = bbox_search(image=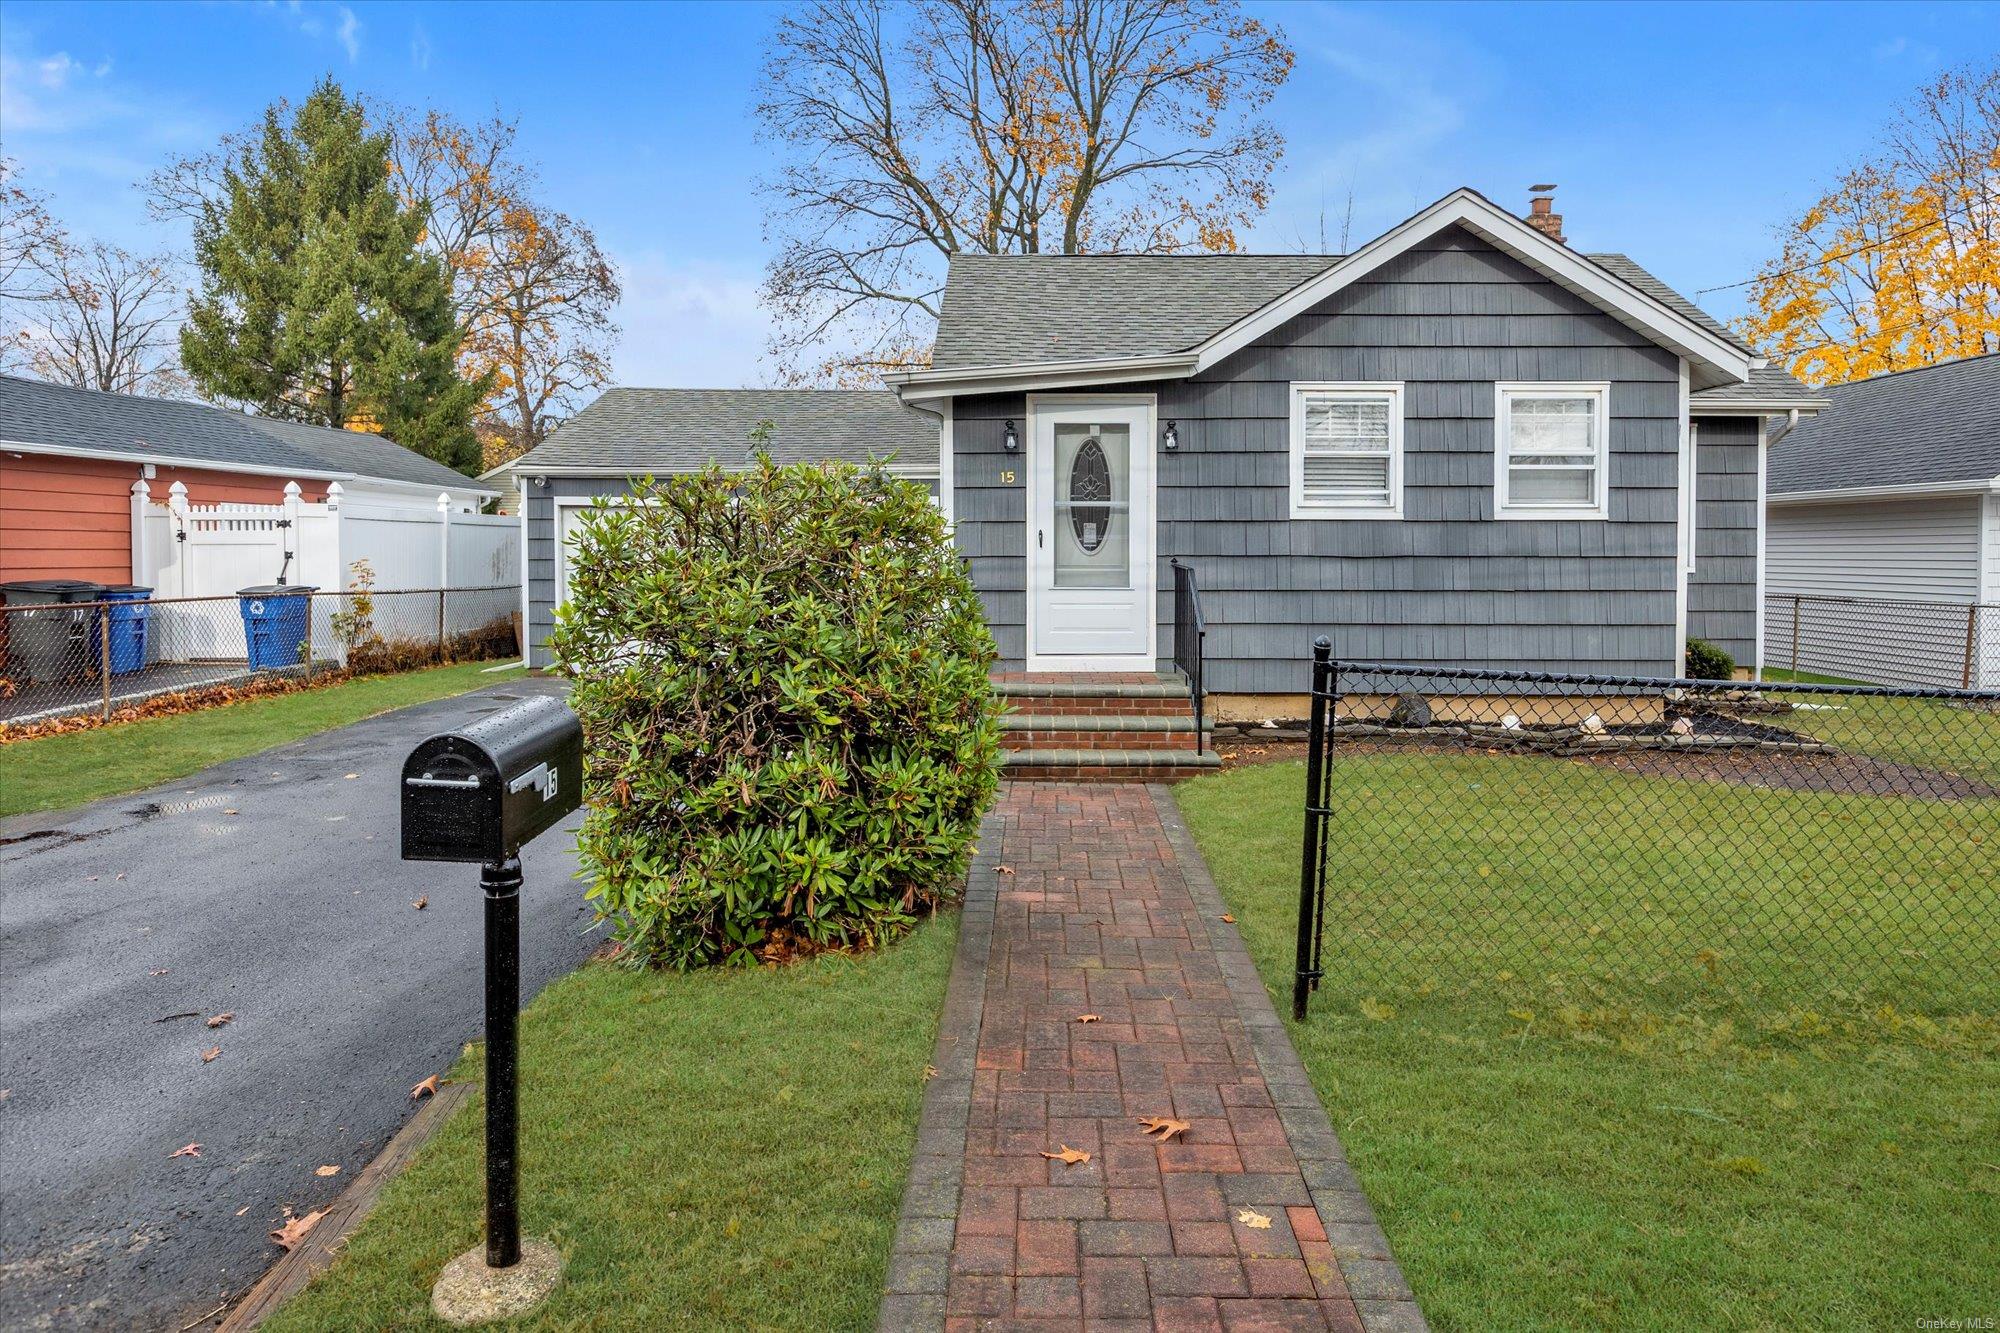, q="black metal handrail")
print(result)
[1169,558,1207,755]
